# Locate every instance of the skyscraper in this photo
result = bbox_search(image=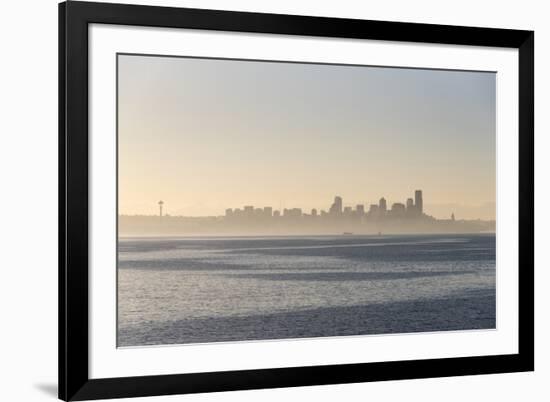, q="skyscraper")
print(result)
[379,197,387,214]
[415,190,423,215]
[406,198,414,217]
[330,196,343,215]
